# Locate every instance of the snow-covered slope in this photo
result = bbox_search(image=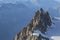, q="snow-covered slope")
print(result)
[46,17,60,40]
